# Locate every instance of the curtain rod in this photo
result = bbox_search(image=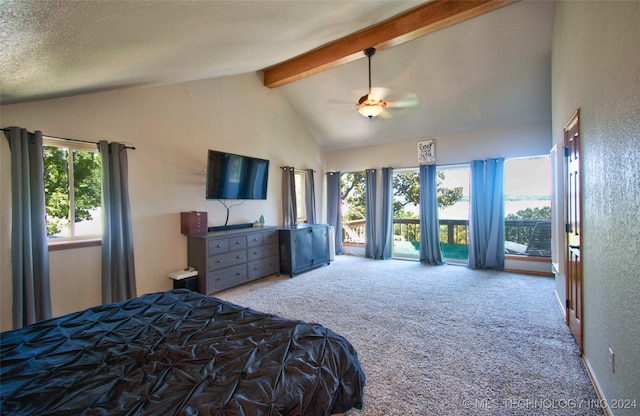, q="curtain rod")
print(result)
[1,128,136,150]
[280,166,315,172]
